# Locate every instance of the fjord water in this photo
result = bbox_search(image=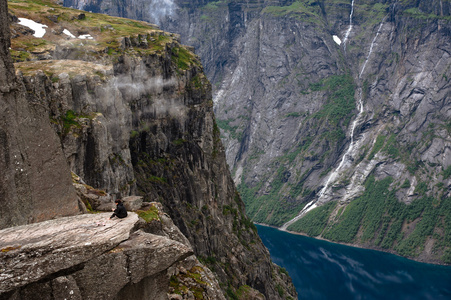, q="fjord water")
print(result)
[256,225,451,300]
